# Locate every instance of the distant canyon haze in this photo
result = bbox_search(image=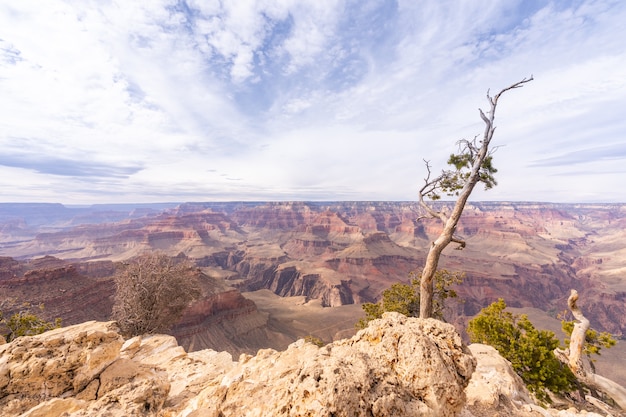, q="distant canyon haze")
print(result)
[1,201,625,385]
